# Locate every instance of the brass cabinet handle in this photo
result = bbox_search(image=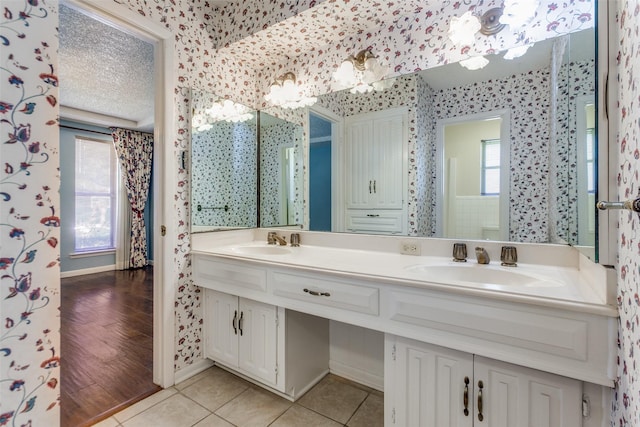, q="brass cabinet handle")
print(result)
[238,311,244,336]
[373,180,376,193]
[303,288,331,297]
[369,180,372,194]
[232,310,238,335]
[477,380,484,422]
[463,376,470,416]
[366,214,380,217]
